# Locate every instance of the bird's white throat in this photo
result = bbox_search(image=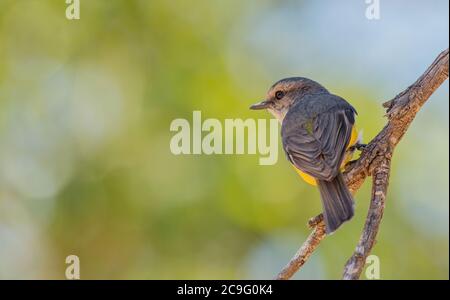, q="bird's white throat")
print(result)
[268,107,289,124]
